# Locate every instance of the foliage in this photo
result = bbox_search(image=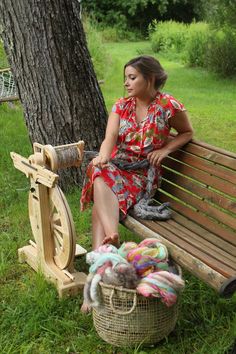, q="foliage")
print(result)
[201,0,236,30]
[205,29,236,77]
[183,22,209,67]
[149,20,188,53]
[82,0,202,34]
[198,0,236,76]
[150,20,236,77]
[82,17,110,79]
[96,25,142,42]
